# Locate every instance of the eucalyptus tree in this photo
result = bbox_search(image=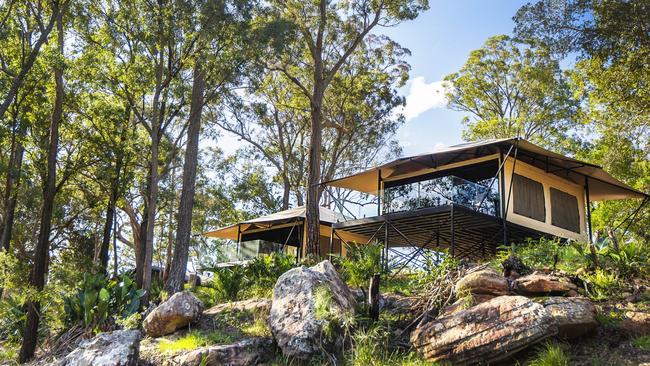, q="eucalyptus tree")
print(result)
[219,35,408,216]
[266,0,428,254]
[19,0,67,361]
[164,0,262,295]
[513,0,650,238]
[444,35,580,150]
